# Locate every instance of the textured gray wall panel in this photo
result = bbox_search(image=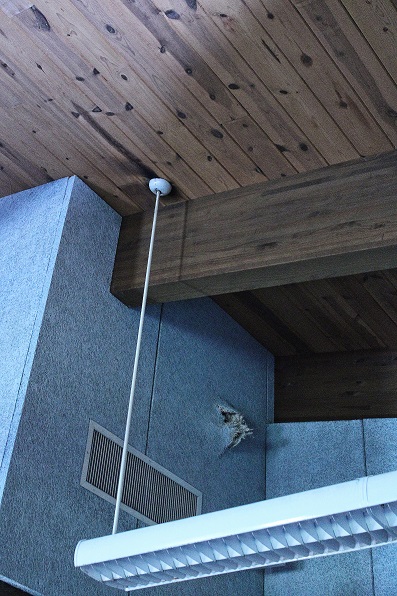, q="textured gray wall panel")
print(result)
[0,179,273,596]
[0,178,161,595]
[363,419,397,596]
[265,421,373,596]
[0,178,72,504]
[144,297,272,596]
